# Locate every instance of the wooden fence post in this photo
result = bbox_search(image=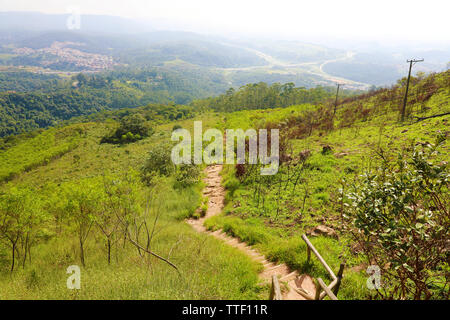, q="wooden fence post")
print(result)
[270,274,282,300]
[301,234,336,280]
[333,263,345,296]
[314,278,321,300]
[317,278,338,300]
